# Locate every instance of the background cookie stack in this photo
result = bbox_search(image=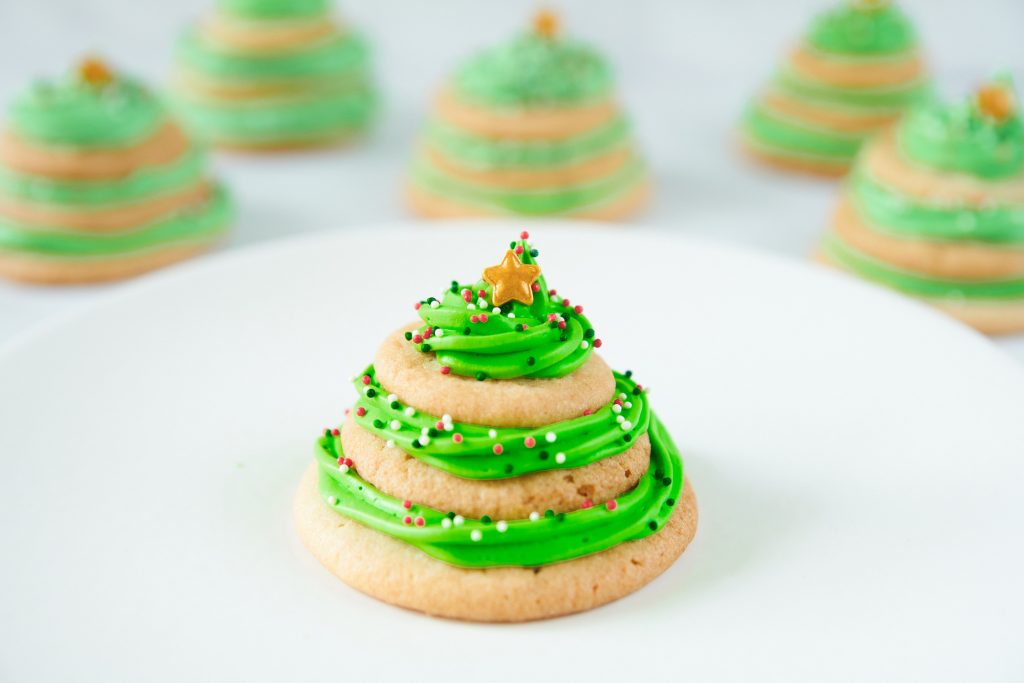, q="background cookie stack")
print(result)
[741,0,931,176]
[0,59,232,284]
[407,12,649,220]
[295,233,697,621]
[821,80,1024,334]
[173,0,376,150]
